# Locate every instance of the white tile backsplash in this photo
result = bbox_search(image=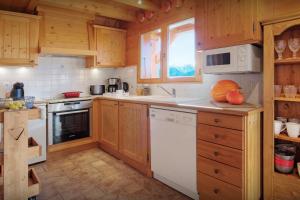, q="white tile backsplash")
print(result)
[0,57,263,105]
[114,65,263,105]
[0,57,115,99]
